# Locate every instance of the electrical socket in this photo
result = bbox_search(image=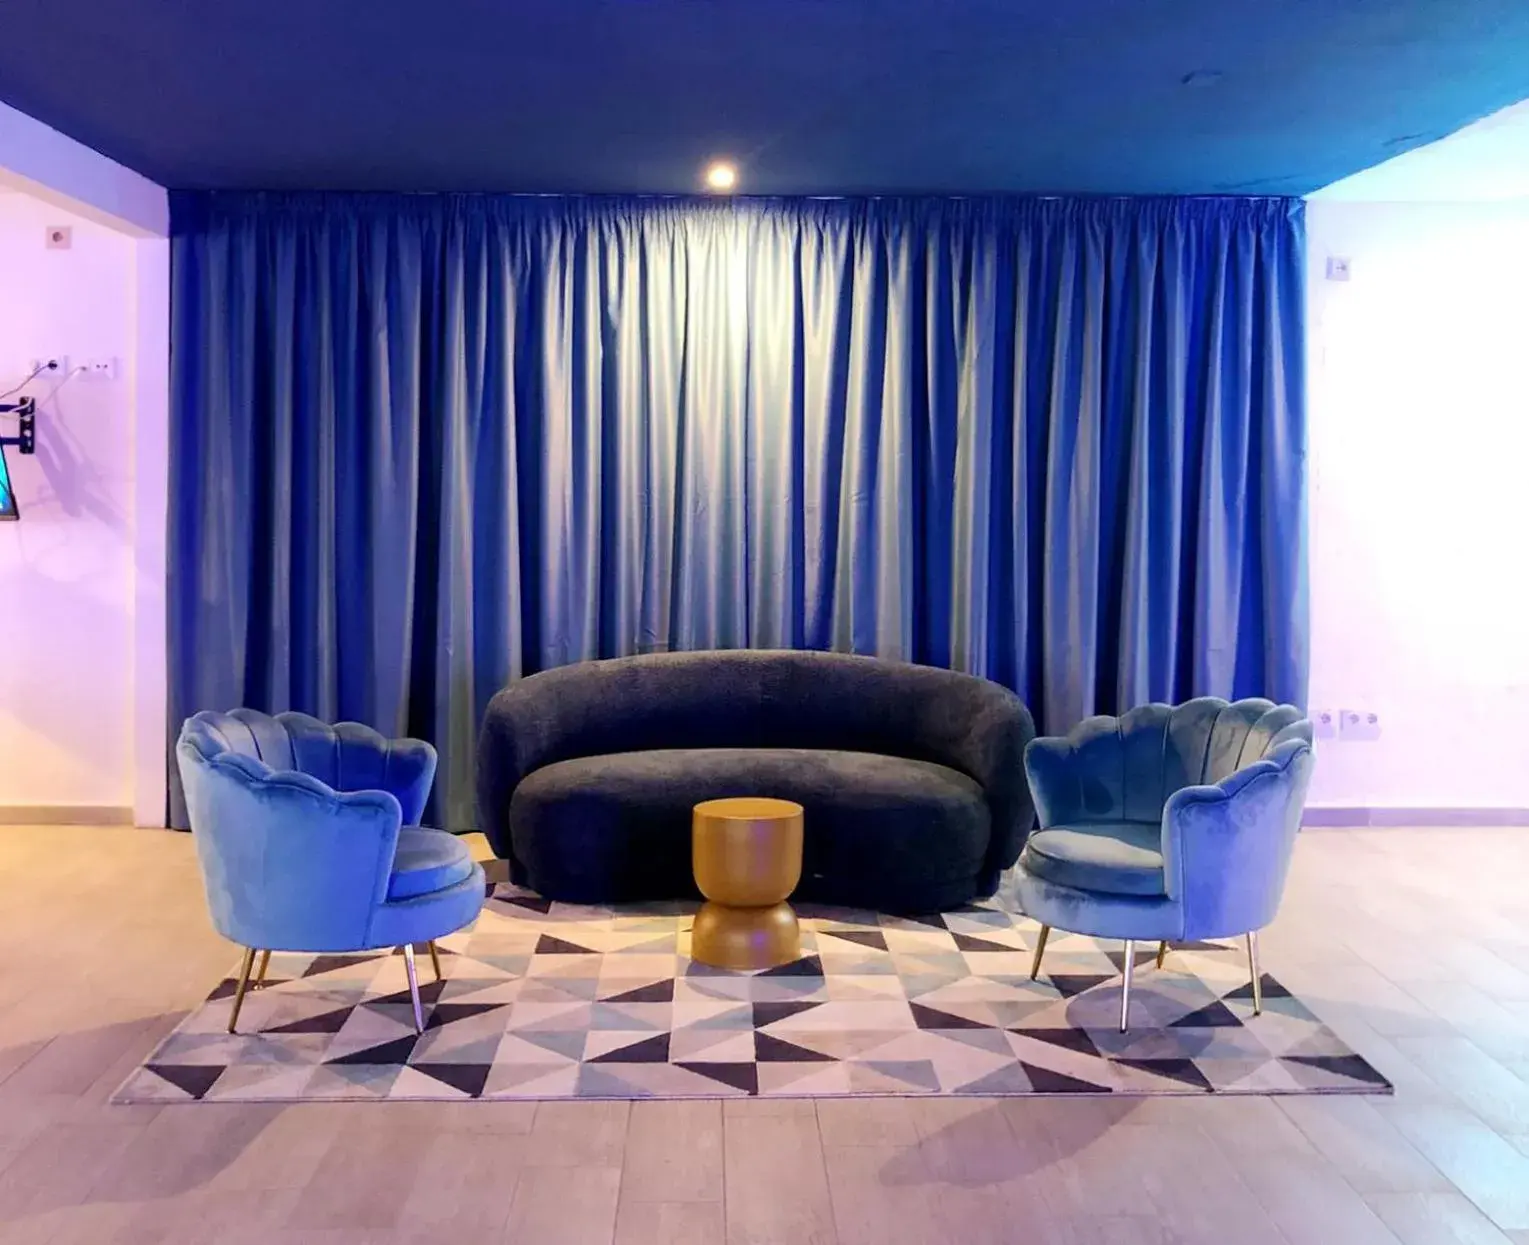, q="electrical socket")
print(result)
[1338,709,1382,741]
[83,357,118,380]
[25,356,69,378]
[1312,709,1338,740]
